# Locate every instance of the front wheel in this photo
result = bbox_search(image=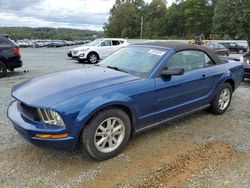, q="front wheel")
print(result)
[81,108,131,160]
[209,83,232,115]
[87,52,98,64]
[239,49,244,54]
